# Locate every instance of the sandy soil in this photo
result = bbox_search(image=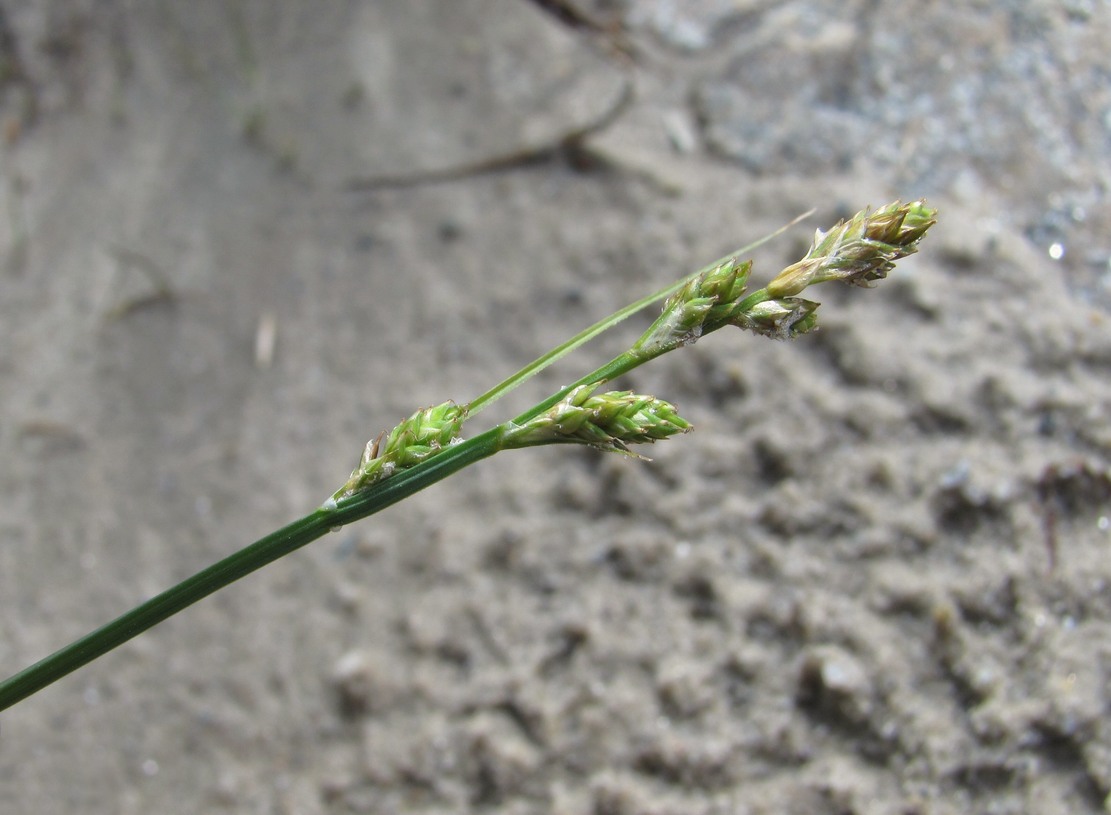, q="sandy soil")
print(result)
[2,2,1110,813]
